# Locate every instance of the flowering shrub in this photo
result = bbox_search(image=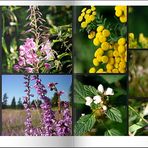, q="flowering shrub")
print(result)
[23,75,72,136]
[74,75,127,136]
[2,6,72,73]
[77,6,127,73]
